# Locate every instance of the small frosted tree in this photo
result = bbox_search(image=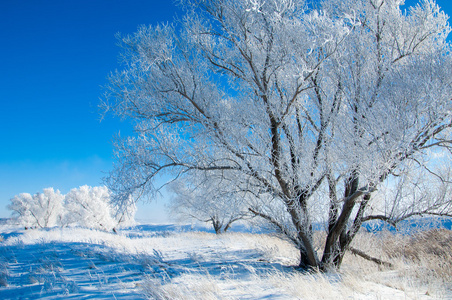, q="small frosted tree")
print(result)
[168,171,250,233]
[63,185,117,231]
[8,188,64,229]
